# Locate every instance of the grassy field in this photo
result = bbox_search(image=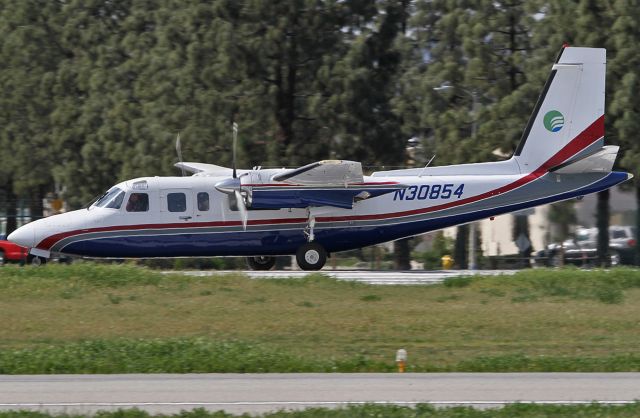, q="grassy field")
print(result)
[2,263,640,372]
[4,404,640,418]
